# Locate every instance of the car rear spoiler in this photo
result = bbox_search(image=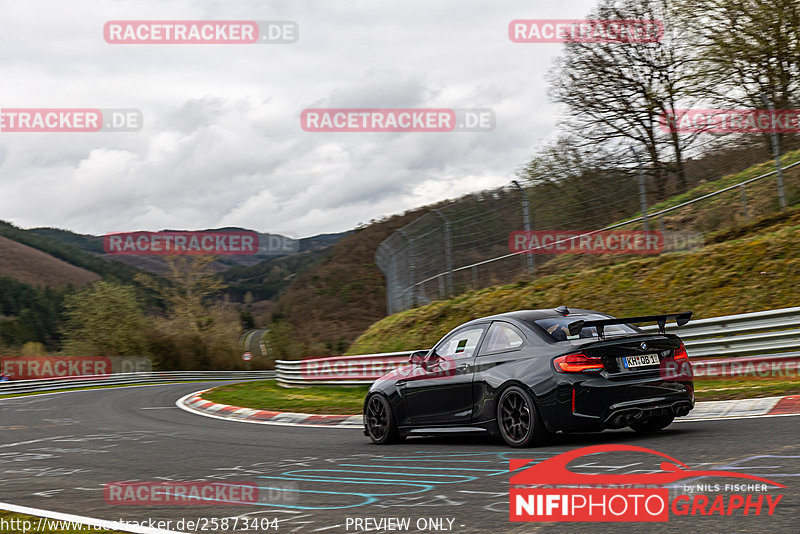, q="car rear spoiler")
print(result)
[567,311,692,339]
